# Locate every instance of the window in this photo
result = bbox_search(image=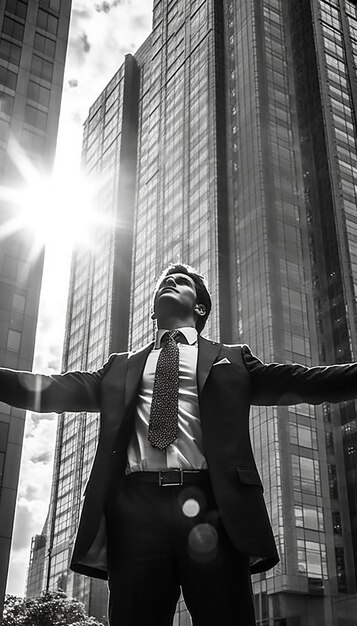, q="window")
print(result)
[16,259,29,282]
[335,547,347,591]
[0,93,14,115]
[0,422,9,452]
[25,104,47,130]
[5,0,28,20]
[2,255,30,282]
[37,9,58,35]
[323,404,331,422]
[0,119,9,143]
[40,0,61,10]
[294,505,324,531]
[328,463,338,498]
[292,455,321,495]
[0,66,18,91]
[27,80,50,107]
[1,255,16,280]
[0,38,21,65]
[33,32,56,58]
[297,539,327,579]
[0,452,5,482]
[2,16,25,42]
[7,329,21,351]
[290,423,318,449]
[31,55,53,82]
[325,431,334,453]
[332,510,342,534]
[13,293,26,312]
[21,128,44,153]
